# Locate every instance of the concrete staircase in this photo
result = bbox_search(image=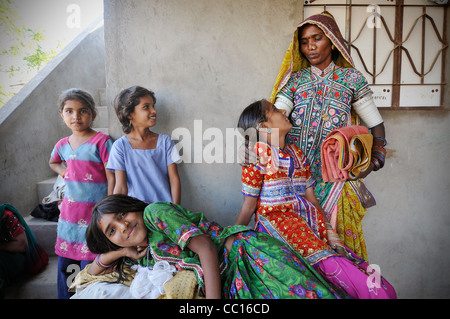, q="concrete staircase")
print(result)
[4,88,109,299]
[5,198,59,299]
[93,88,109,135]
[5,254,59,299]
